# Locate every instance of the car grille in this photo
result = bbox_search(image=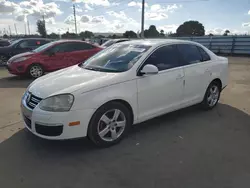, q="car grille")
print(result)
[23,116,31,129]
[26,93,42,109]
